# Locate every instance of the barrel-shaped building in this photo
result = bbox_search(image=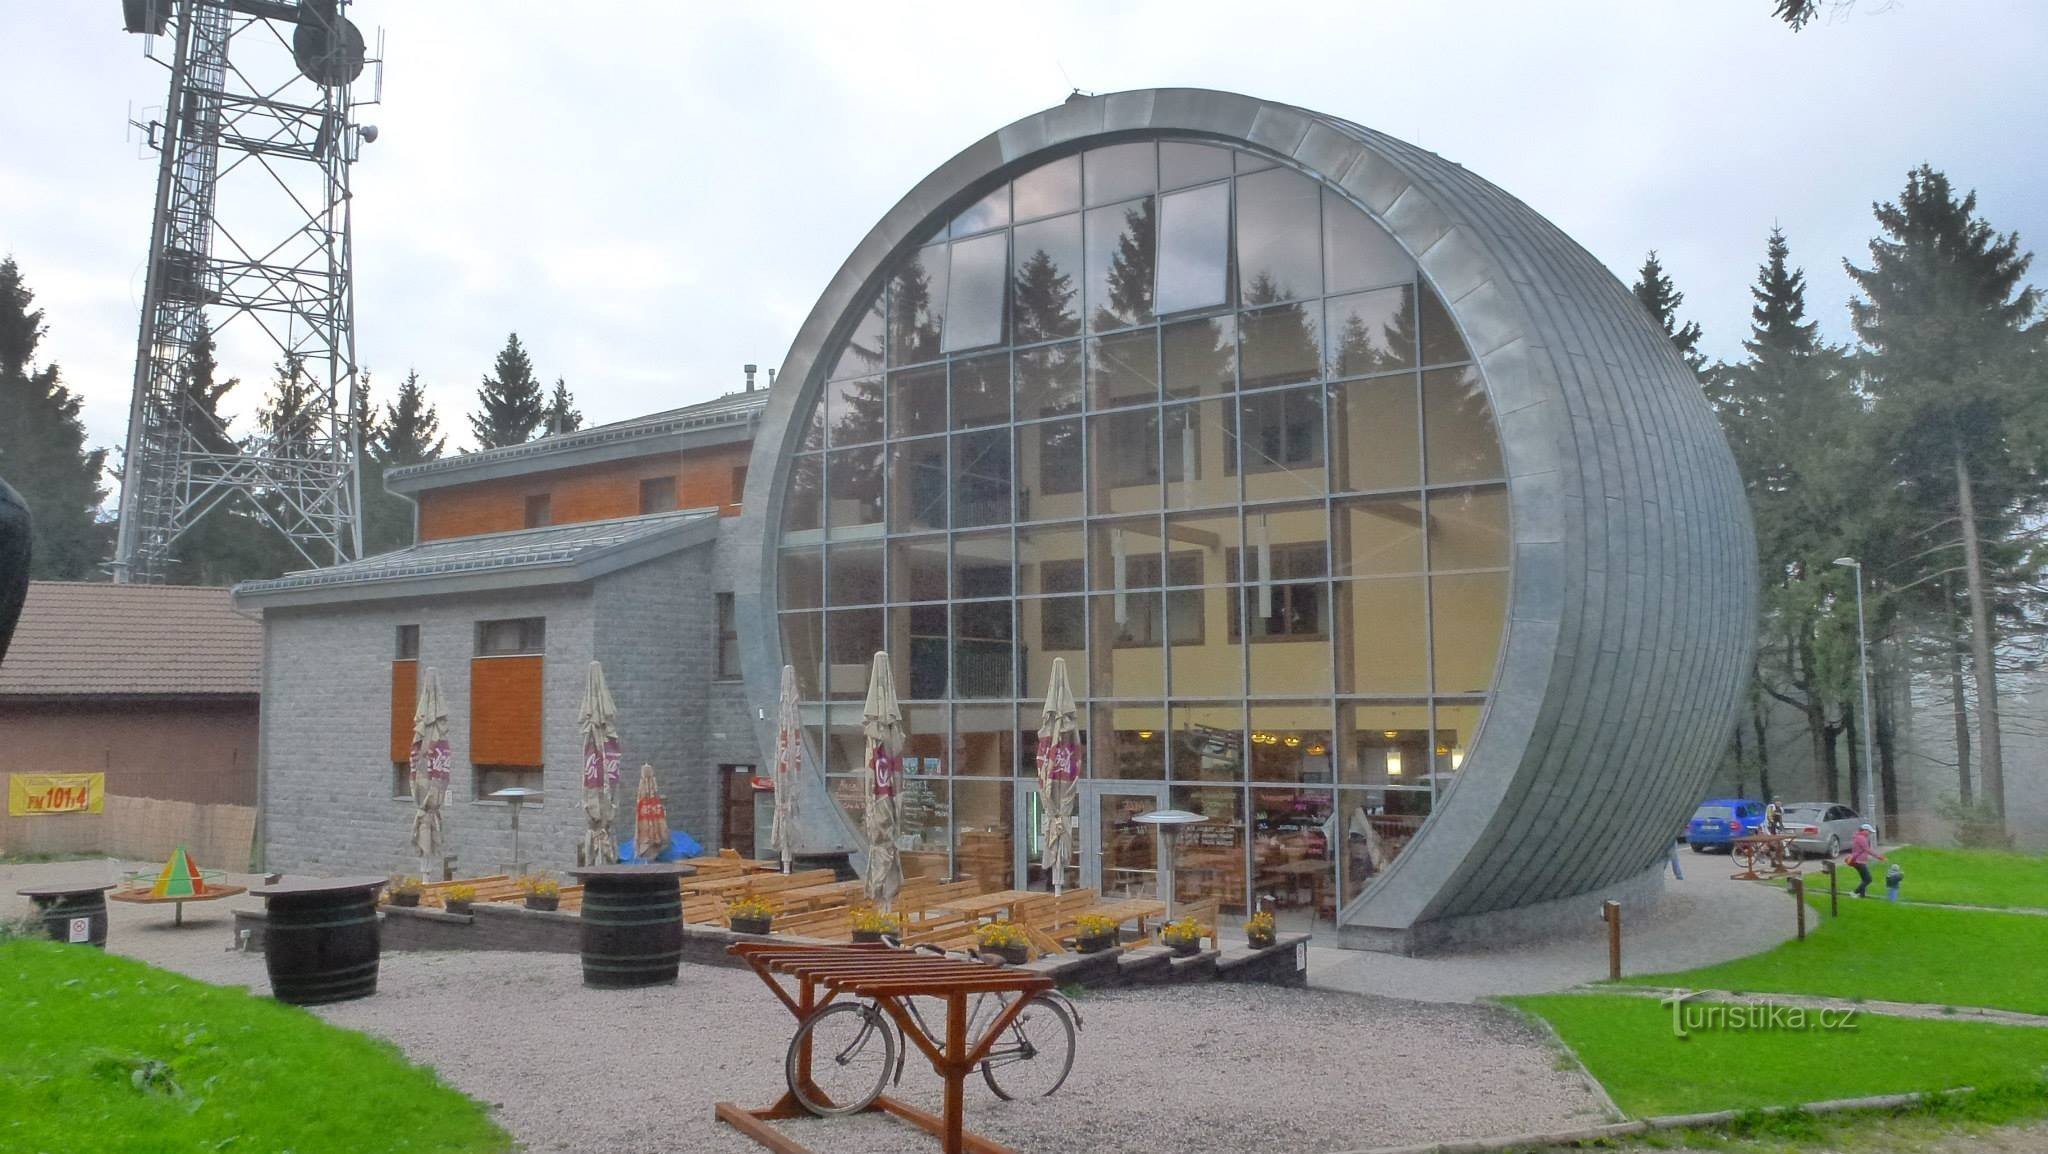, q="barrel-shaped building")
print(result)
[734,88,1755,951]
